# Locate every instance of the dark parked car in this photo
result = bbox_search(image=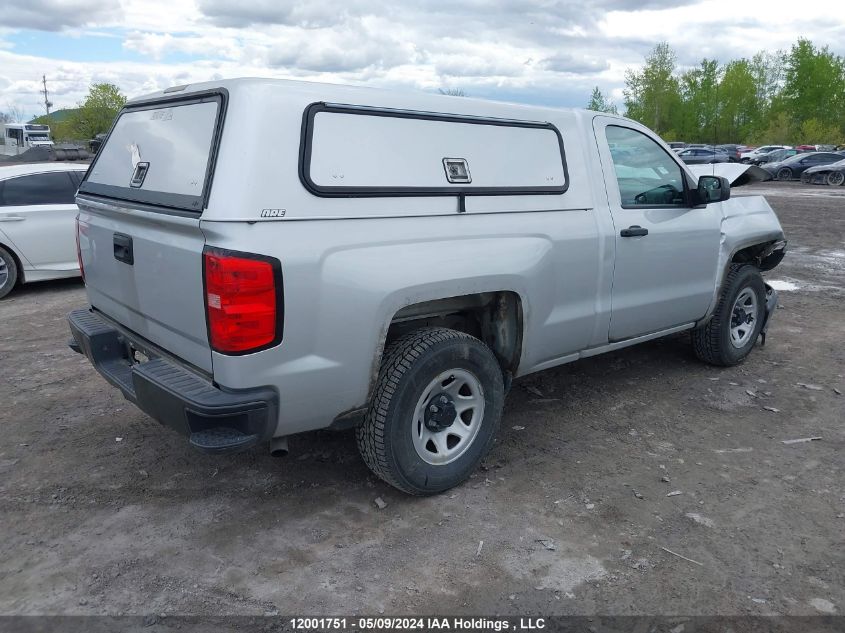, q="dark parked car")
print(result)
[751,148,803,166]
[763,152,845,180]
[677,147,730,164]
[801,158,845,186]
[716,144,742,162]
